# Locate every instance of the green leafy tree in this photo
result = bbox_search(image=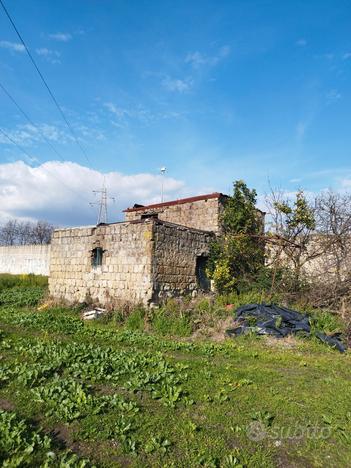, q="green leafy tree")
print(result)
[269,190,317,289]
[207,180,264,293]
